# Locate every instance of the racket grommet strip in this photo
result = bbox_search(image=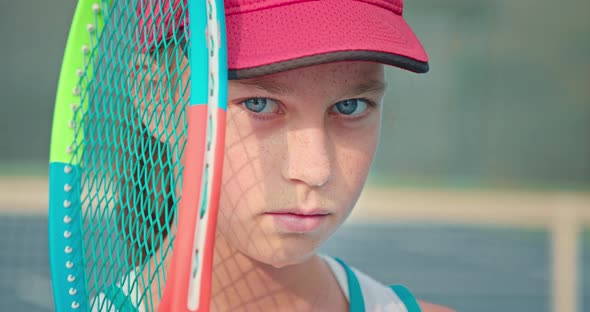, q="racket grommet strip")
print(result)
[50,0,111,308]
